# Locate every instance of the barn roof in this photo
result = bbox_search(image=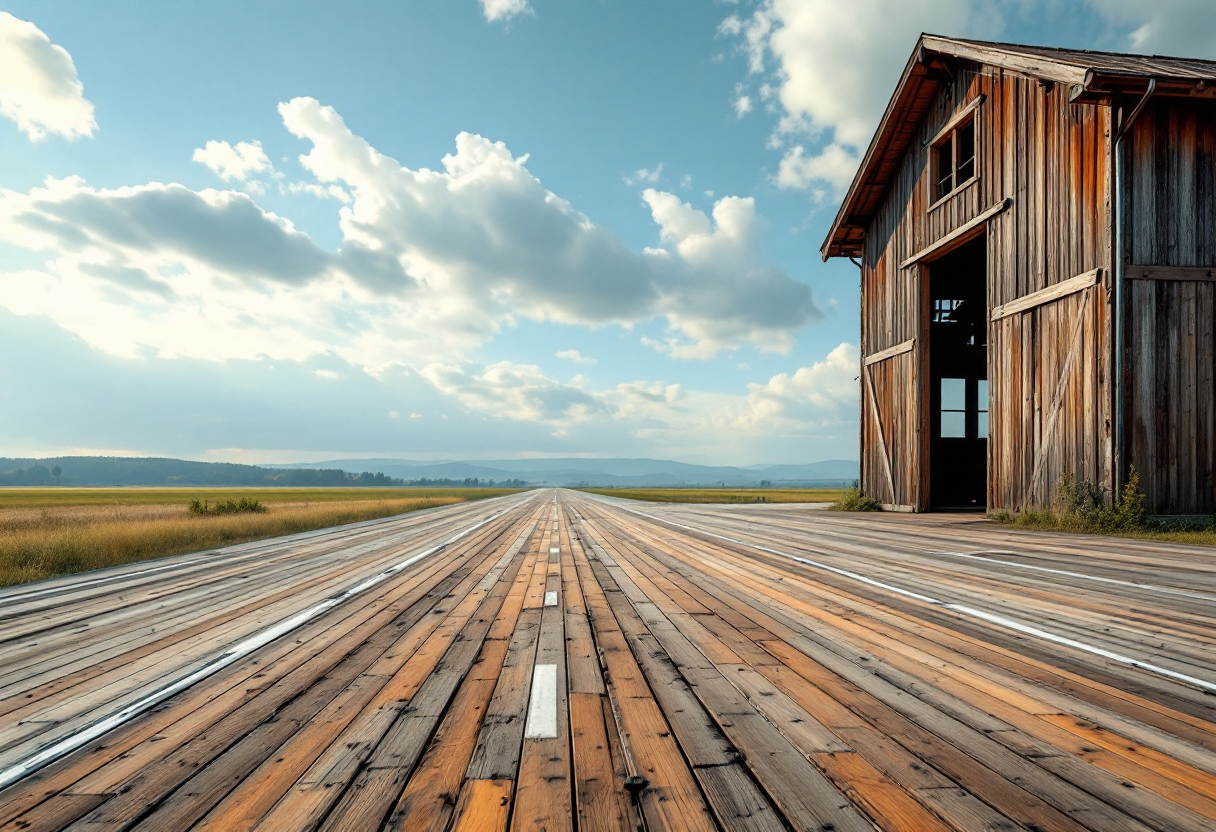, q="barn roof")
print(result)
[821,35,1216,260]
